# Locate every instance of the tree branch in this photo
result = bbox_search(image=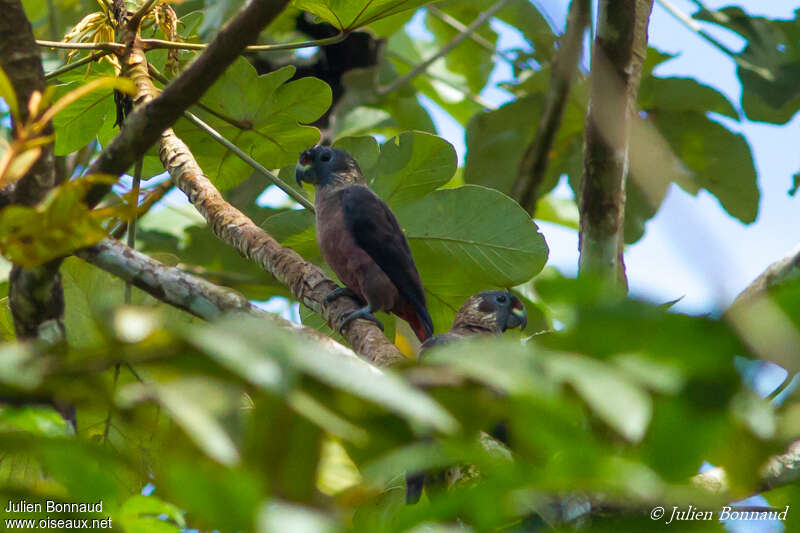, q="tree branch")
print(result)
[730,245,800,308]
[83,0,291,206]
[1,0,66,343]
[578,0,654,289]
[159,130,406,366]
[76,239,362,360]
[511,0,590,212]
